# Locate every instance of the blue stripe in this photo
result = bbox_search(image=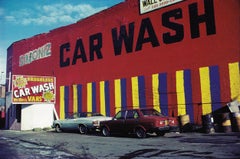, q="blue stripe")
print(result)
[209,66,221,111]
[105,81,111,116]
[77,84,82,113]
[159,73,168,116]
[184,70,194,122]
[121,78,127,110]
[138,76,146,108]
[64,86,69,118]
[92,82,97,113]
